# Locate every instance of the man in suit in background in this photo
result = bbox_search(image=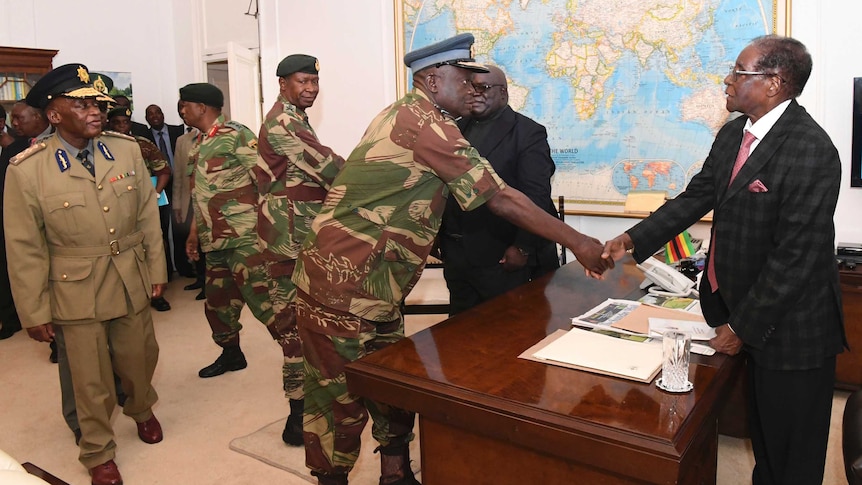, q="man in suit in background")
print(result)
[603,35,845,485]
[441,64,560,315]
[144,103,191,279]
[172,100,205,299]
